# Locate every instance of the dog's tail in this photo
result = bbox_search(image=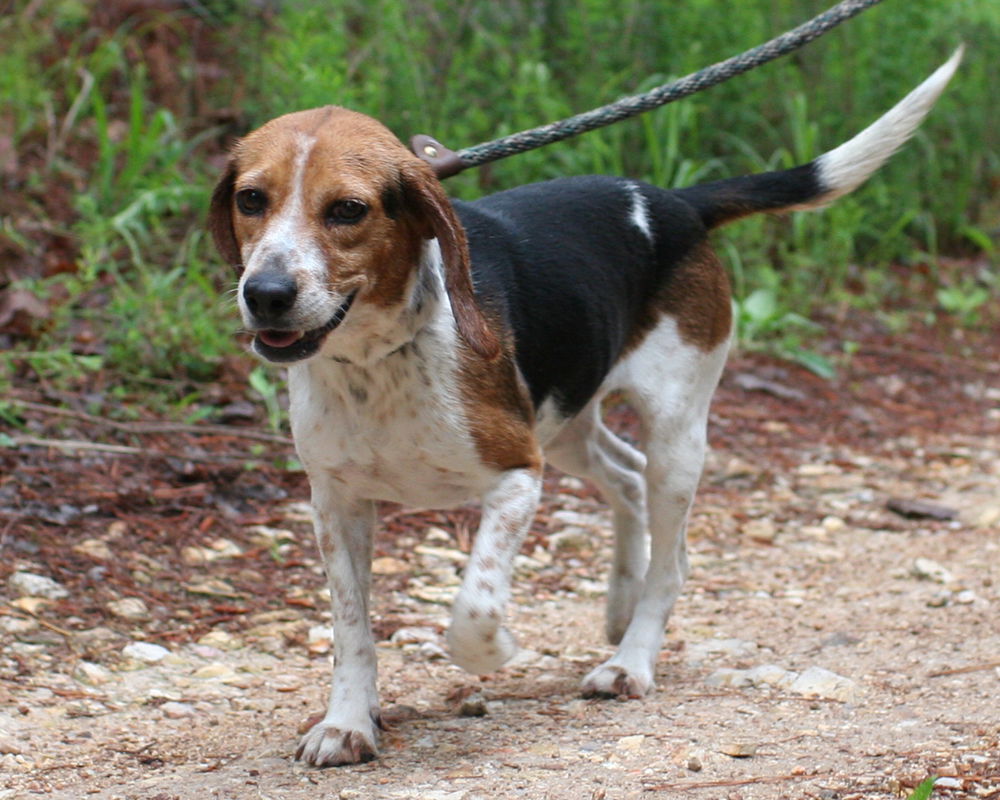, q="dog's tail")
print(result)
[679,47,963,231]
